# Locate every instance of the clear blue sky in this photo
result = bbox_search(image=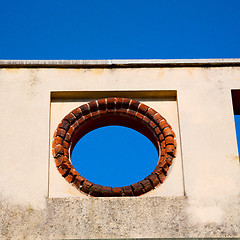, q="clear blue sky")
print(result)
[1,0,240,187]
[71,126,159,186]
[0,0,240,59]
